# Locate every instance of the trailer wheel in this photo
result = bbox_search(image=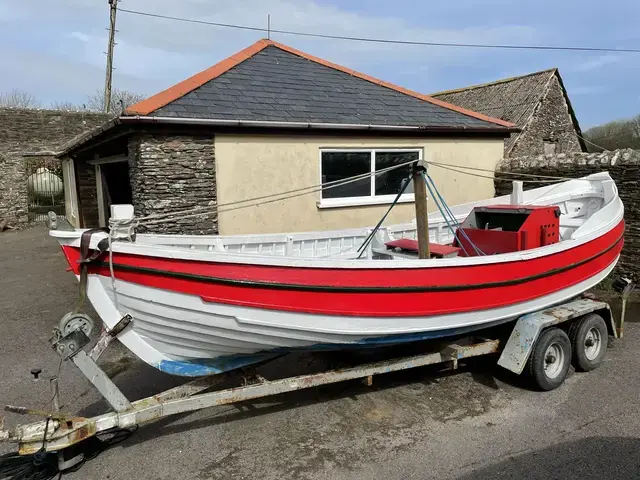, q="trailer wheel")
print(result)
[568,314,608,372]
[527,327,572,391]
